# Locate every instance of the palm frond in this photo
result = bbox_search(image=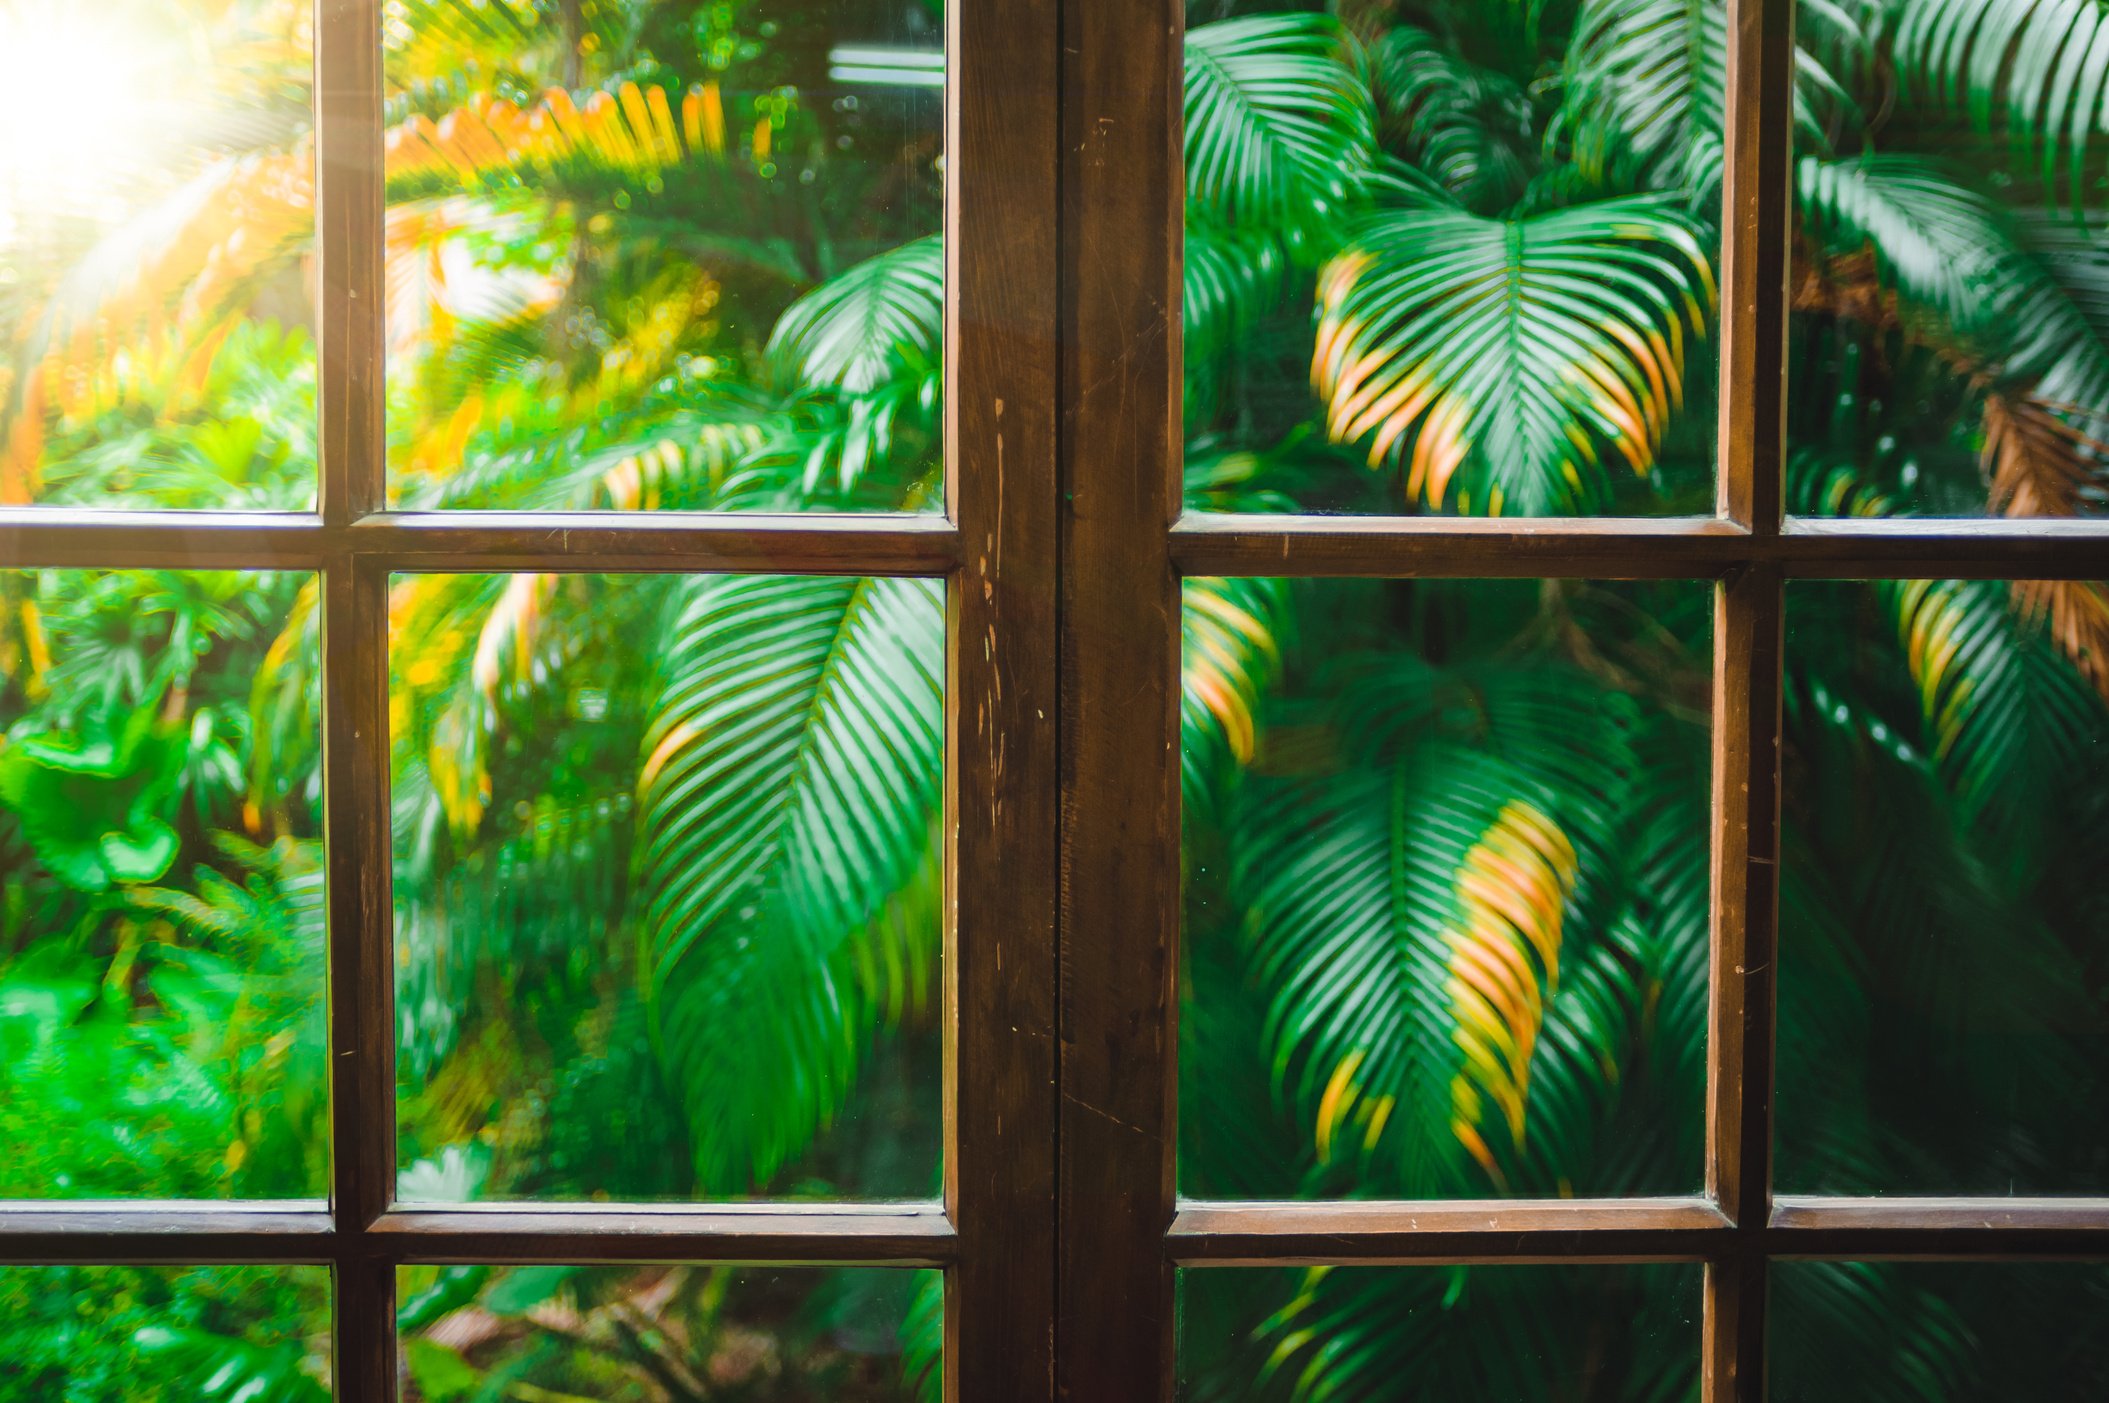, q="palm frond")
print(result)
[1555,0,1729,198]
[1182,576,1291,818]
[768,236,944,395]
[1313,198,1714,514]
[1186,221,1293,389]
[1892,0,2109,213]
[1555,0,1875,202]
[1883,575,2102,841]
[1372,26,1535,213]
[637,574,944,1192]
[1185,14,1379,236]
[1230,659,1641,1195]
